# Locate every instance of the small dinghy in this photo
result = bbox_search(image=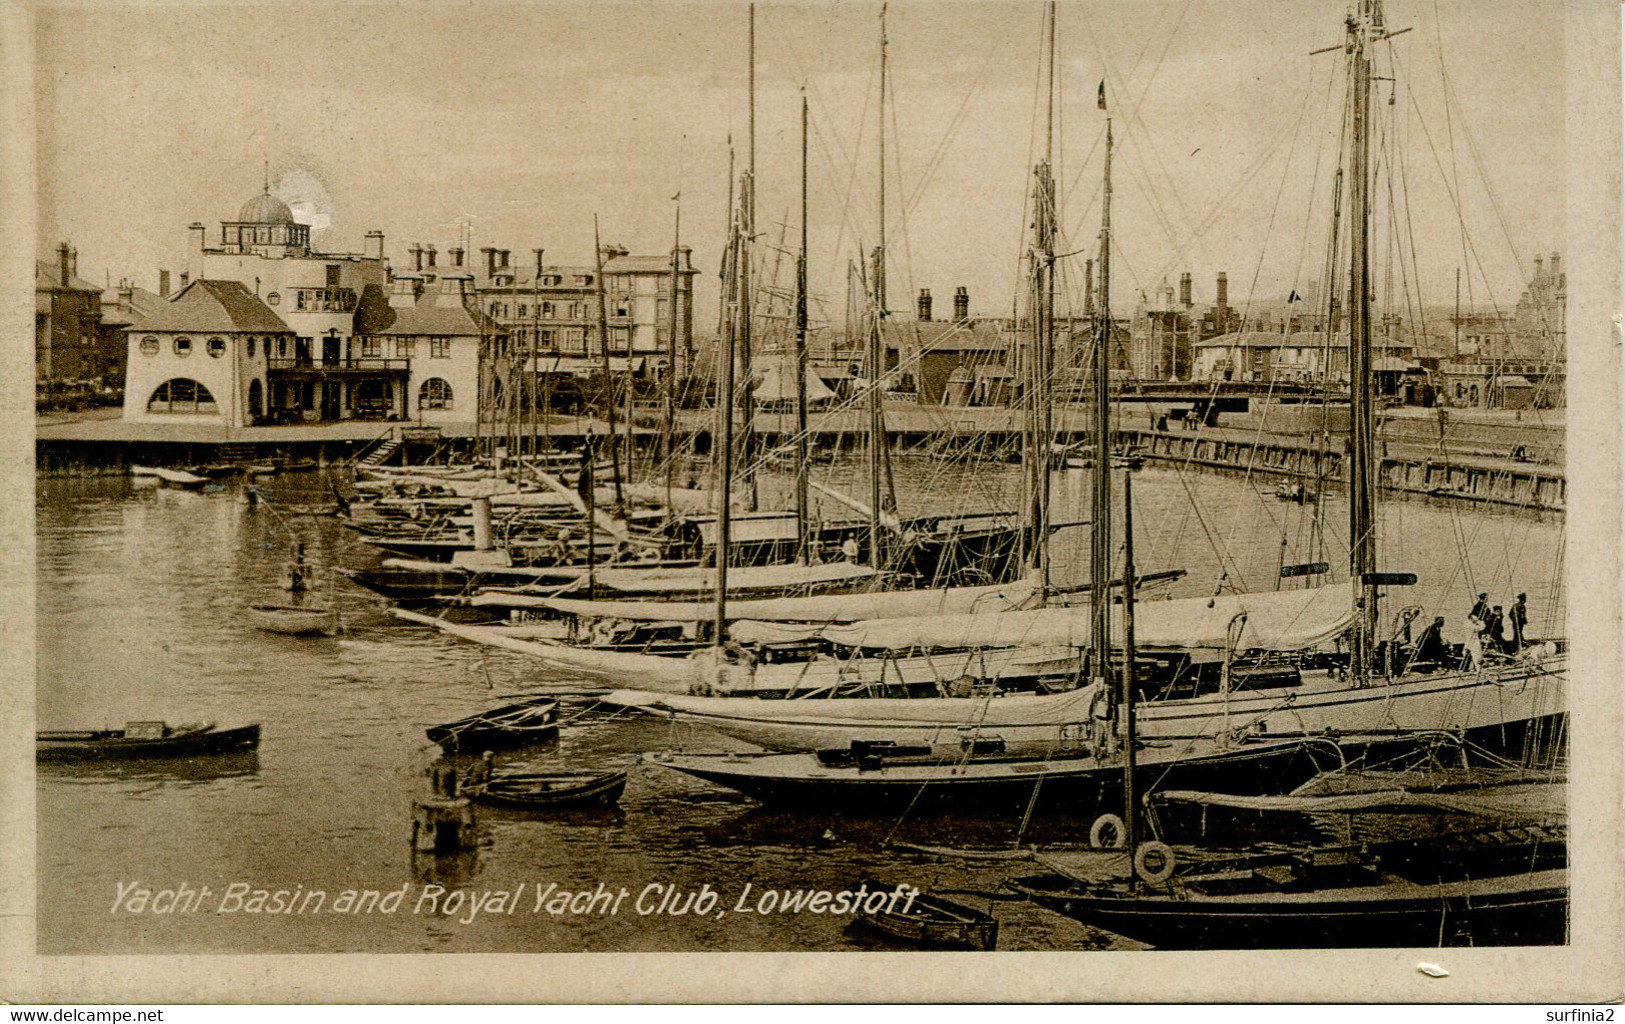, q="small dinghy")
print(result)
[427,700,561,753]
[36,721,261,762]
[153,467,209,489]
[852,879,999,951]
[463,770,628,809]
[247,603,336,636]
